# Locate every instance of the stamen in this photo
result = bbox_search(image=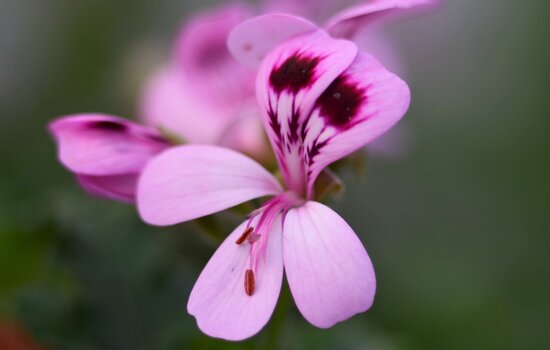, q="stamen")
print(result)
[242,194,302,296]
[235,227,254,245]
[247,233,261,244]
[244,269,255,296]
